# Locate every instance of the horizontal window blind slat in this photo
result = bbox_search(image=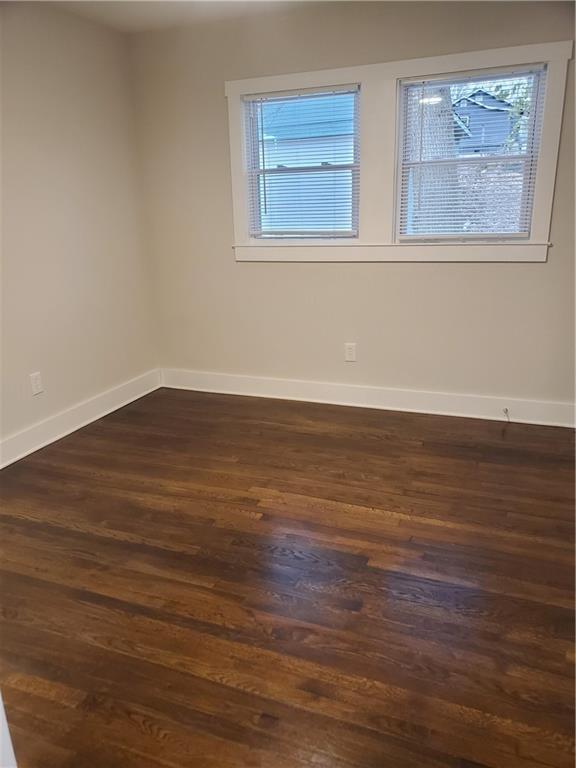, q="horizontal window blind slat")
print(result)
[397,66,546,240]
[249,163,359,175]
[400,154,531,168]
[244,86,360,238]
